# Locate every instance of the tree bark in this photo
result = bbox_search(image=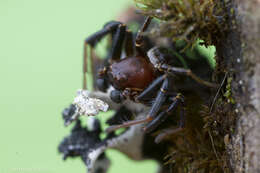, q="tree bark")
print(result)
[219,1,260,172]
